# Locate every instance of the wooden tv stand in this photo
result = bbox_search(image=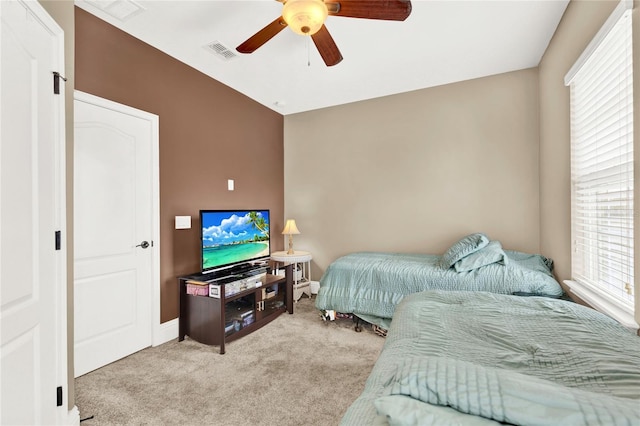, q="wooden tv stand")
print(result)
[178,264,293,354]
